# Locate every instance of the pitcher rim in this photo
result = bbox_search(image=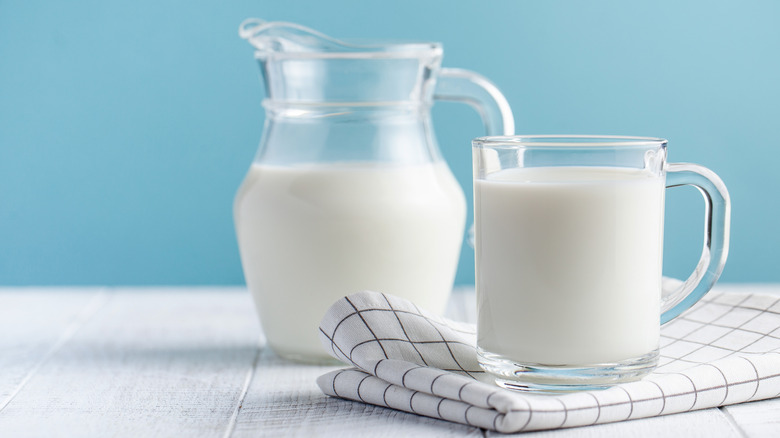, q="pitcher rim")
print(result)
[240,19,443,60]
